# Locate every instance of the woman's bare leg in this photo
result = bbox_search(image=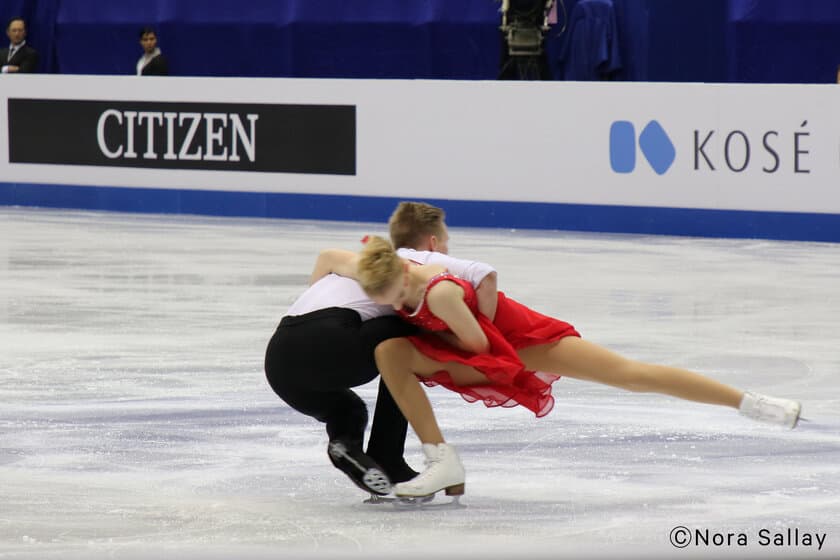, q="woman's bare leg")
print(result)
[374,338,481,496]
[517,337,743,408]
[374,338,488,444]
